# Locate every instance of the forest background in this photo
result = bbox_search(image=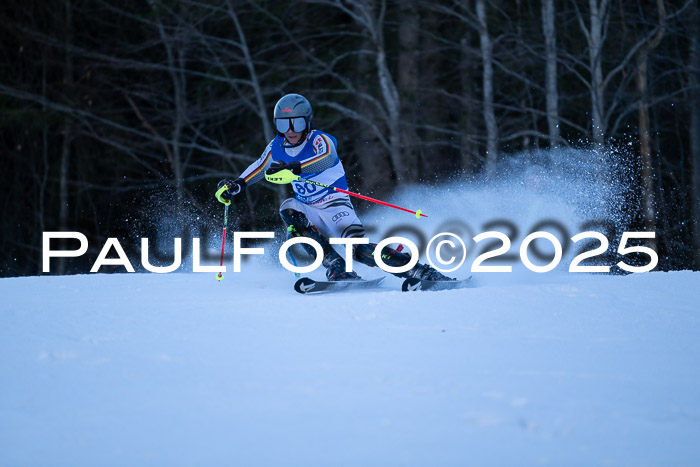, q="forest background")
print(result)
[1,0,699,277]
